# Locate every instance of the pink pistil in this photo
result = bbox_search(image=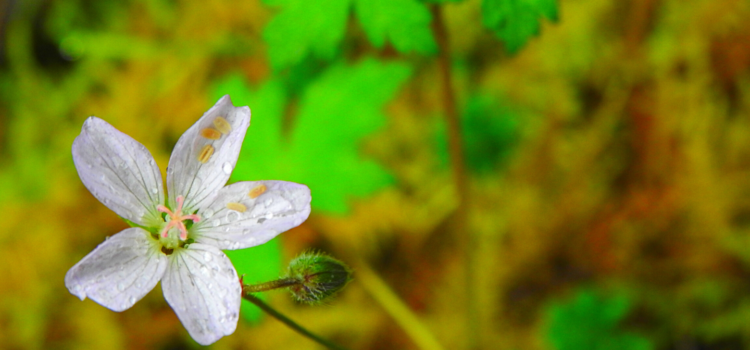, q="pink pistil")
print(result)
[157,195,201,240]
